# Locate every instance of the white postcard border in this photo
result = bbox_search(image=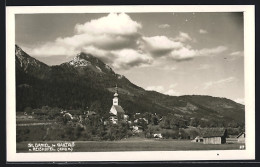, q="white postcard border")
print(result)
[6,5,255,162]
